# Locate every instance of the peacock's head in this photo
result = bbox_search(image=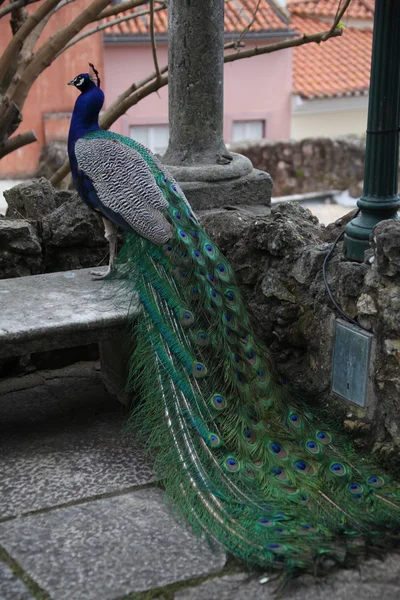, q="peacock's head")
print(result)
[68,63,101,93]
